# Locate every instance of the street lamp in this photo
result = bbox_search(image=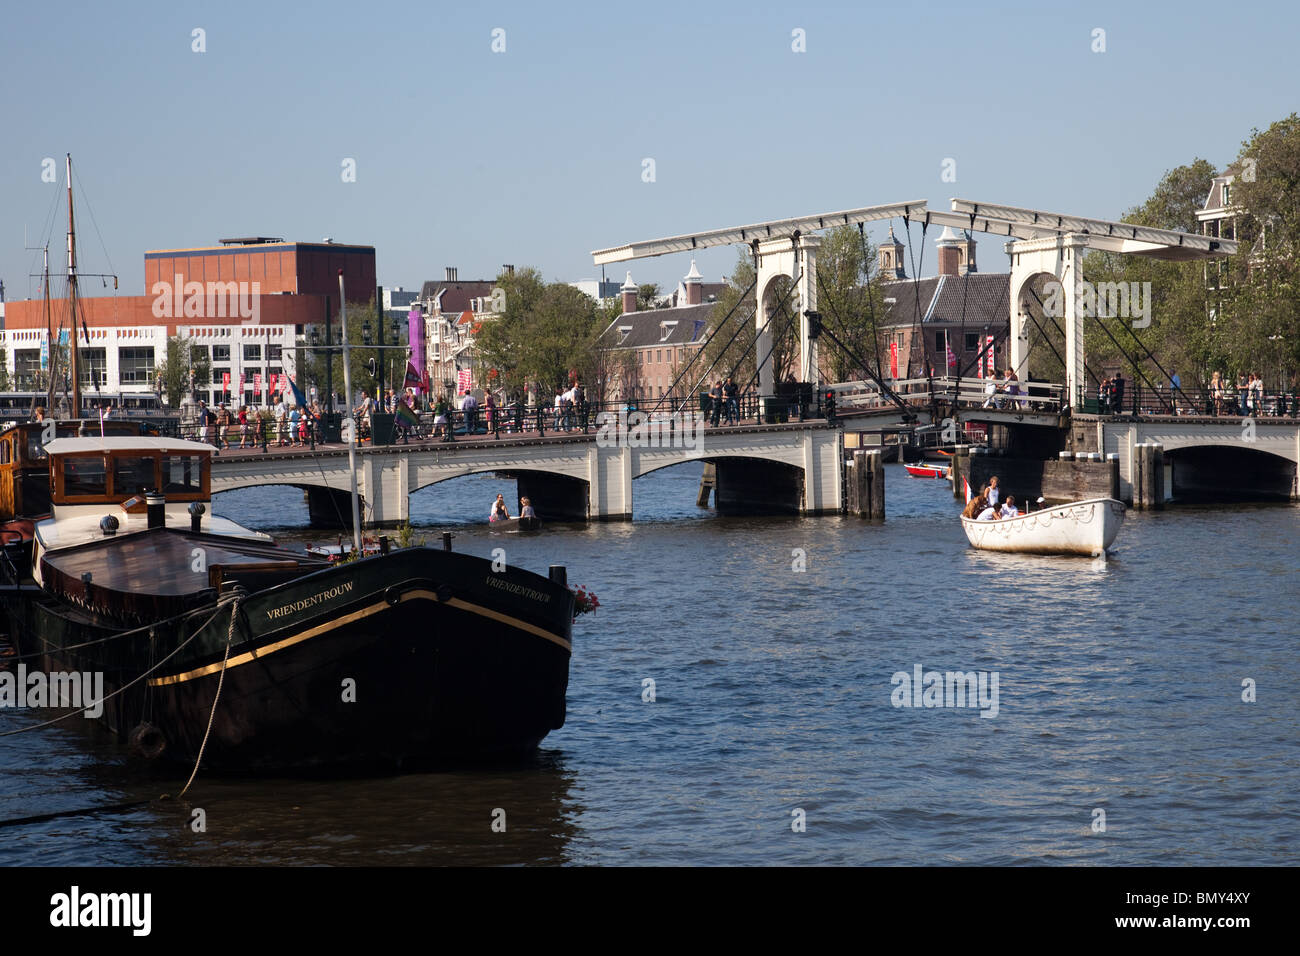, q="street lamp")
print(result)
[362,319,373,347]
